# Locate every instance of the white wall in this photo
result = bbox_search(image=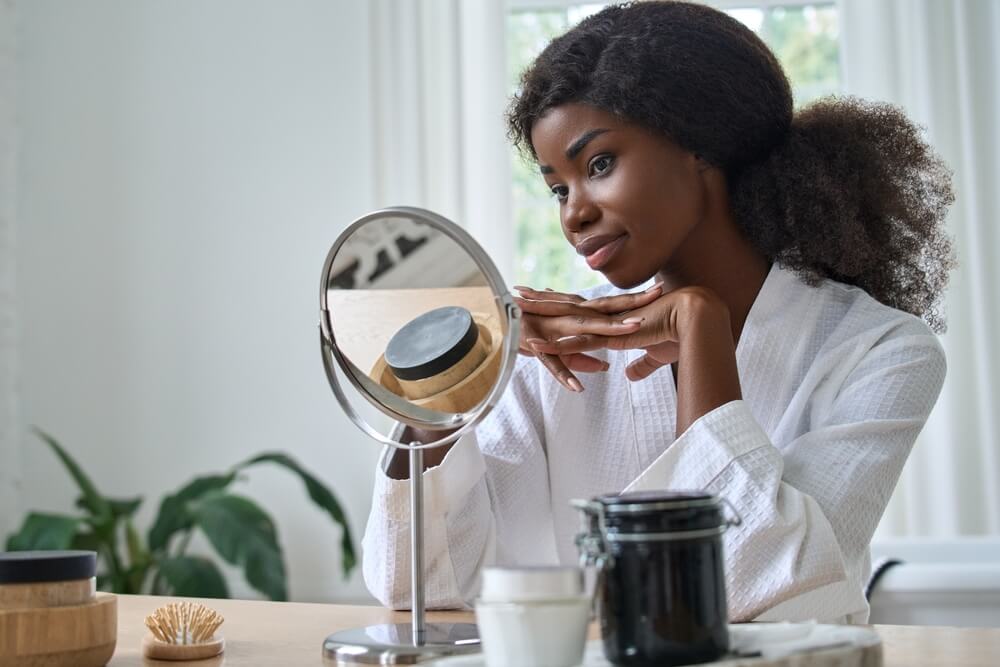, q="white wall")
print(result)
[0,0,19,541]
[11,0,382,603]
